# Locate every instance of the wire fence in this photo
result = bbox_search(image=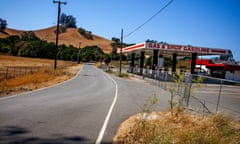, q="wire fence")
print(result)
[0,62,76,81]
[186,75,240,119]
[125,67,240,119]
[0,66,42,81]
